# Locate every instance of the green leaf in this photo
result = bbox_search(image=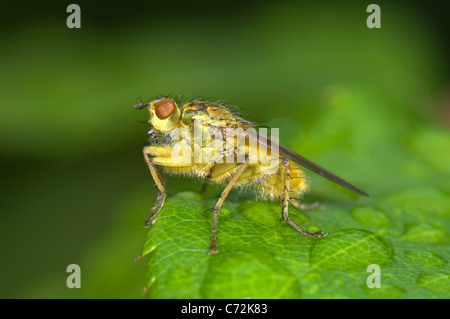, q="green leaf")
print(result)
[139,188,449,298]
